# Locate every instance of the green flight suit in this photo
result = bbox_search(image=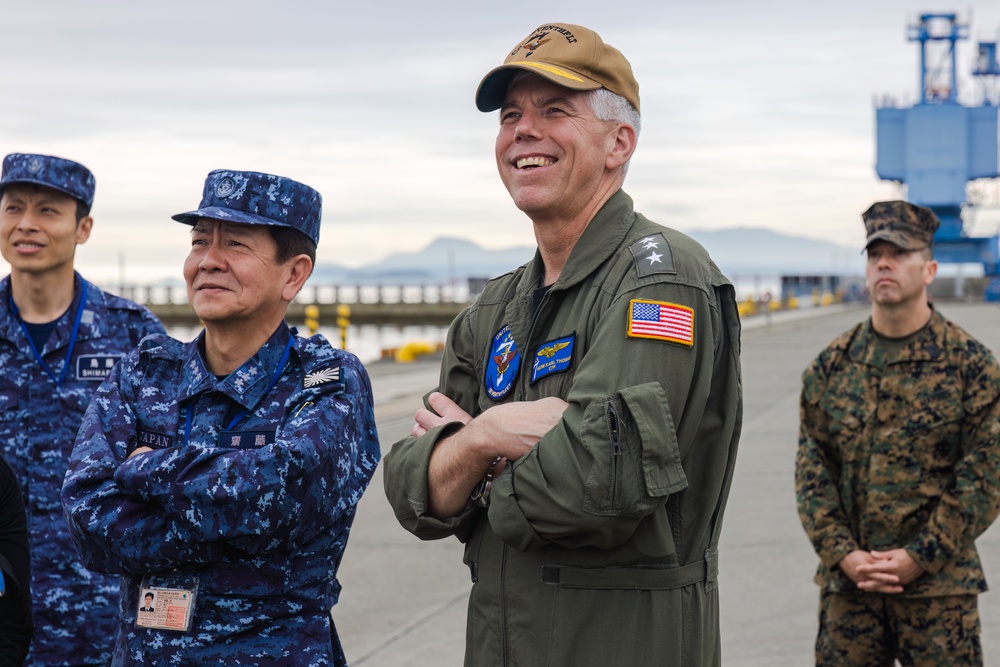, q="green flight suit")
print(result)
[384,190,743,666]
